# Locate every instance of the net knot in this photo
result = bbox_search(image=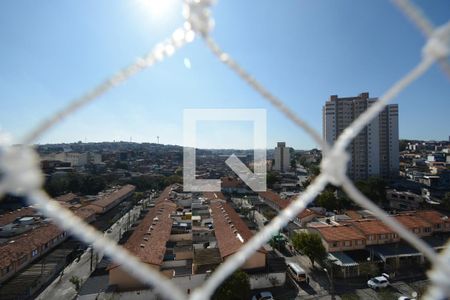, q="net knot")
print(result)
[183,0,215,37]
[320,149,349,186]
[423,22,450,60]
[0,133,43,196]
